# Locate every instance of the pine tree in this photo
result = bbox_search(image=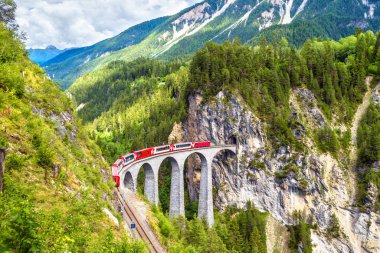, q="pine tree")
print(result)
[376,45,380,74]
[250,229,260,253]
[373,32,380,60]
[201,229,227,253]
[228,220,244,252]
[186,218,206,247]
